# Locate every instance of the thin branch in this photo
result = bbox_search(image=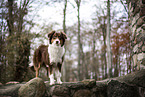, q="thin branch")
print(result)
[120,0,129,16]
